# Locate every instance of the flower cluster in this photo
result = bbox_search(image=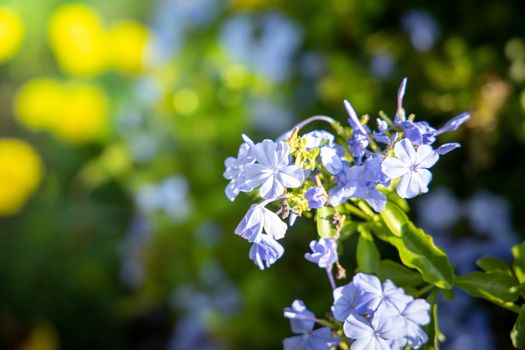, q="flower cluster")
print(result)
[224,78,469,270]
[333,273,430,349]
